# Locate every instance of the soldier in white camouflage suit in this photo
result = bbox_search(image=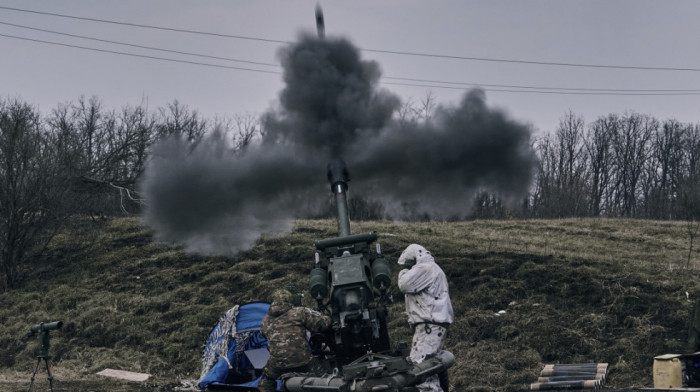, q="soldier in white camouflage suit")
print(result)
[398,244,454,392]
[258,289,331,392]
